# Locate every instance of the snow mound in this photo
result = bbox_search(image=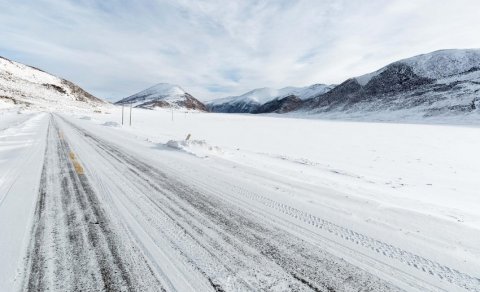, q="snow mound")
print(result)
[102,121,120,127]
[0,98,16,109]
[166,139,222,157]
